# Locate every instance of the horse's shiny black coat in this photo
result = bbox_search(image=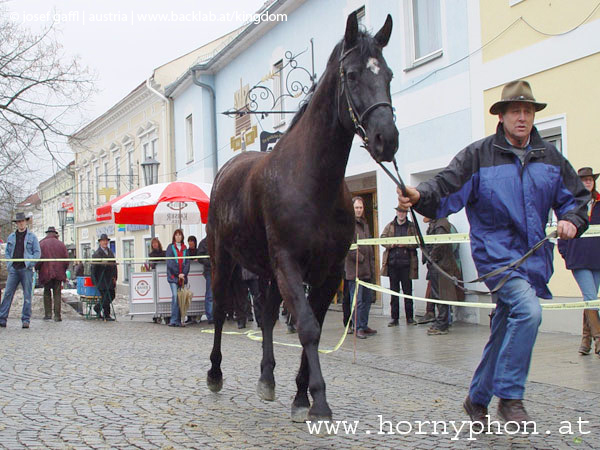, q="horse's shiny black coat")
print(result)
[206,12,398,422]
